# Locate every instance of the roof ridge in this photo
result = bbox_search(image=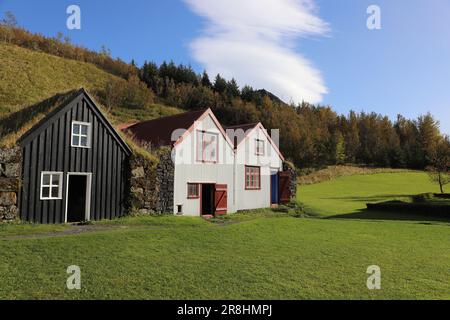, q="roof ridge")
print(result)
[225,122,259,129]
[131,108,208,127]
